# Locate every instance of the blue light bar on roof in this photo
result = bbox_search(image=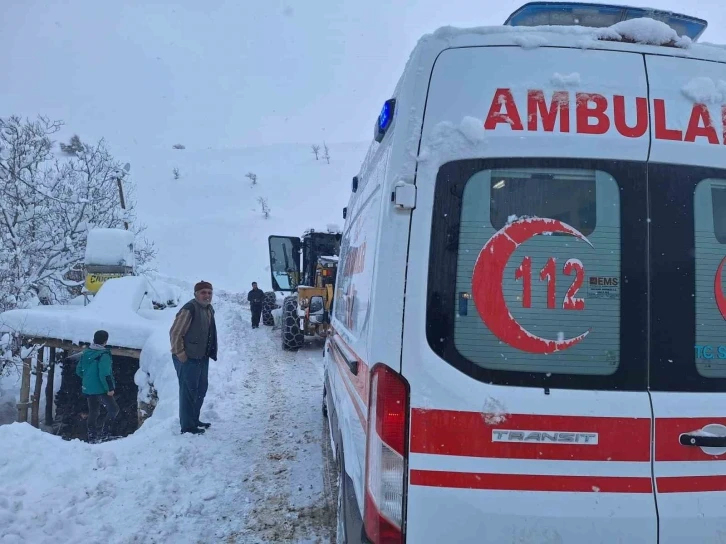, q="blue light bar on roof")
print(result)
[505,2,708,42]
[374,99,396,143]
